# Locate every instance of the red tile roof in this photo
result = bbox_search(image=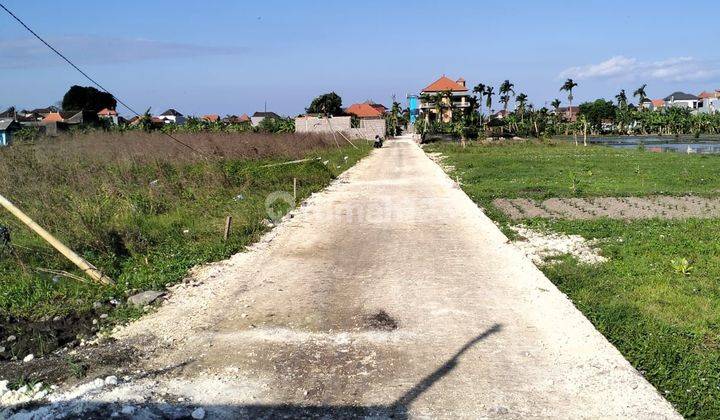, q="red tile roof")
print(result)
[421,76,468,93]
[651,99,665,107]
[345,103,384,118]
[42,112,65,123]
[239,113,250,122]
[698,91,719,99]
[202,114,220,122]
